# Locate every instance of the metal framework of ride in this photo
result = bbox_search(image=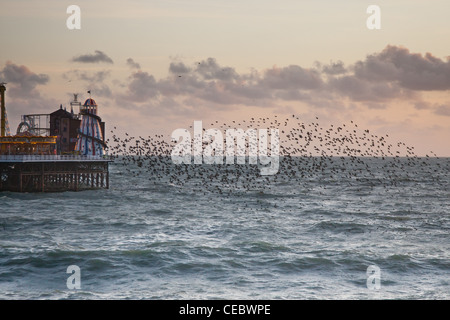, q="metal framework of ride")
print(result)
[16,114,51,136]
